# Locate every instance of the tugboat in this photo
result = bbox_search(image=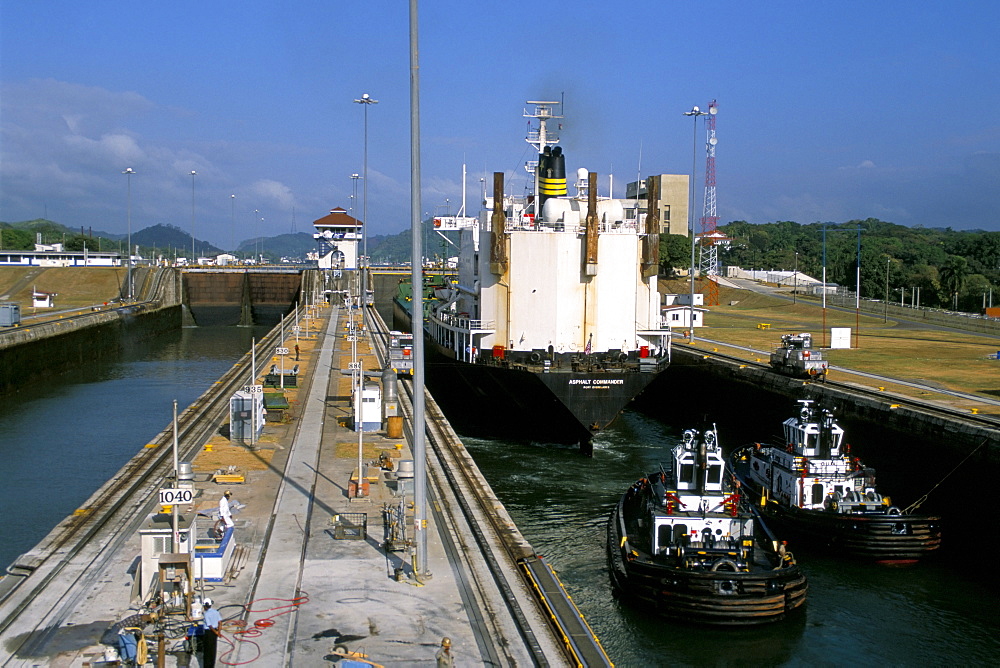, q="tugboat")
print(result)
[607,426,808,625]
[731,400,942,563]
[395,100,672,452]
